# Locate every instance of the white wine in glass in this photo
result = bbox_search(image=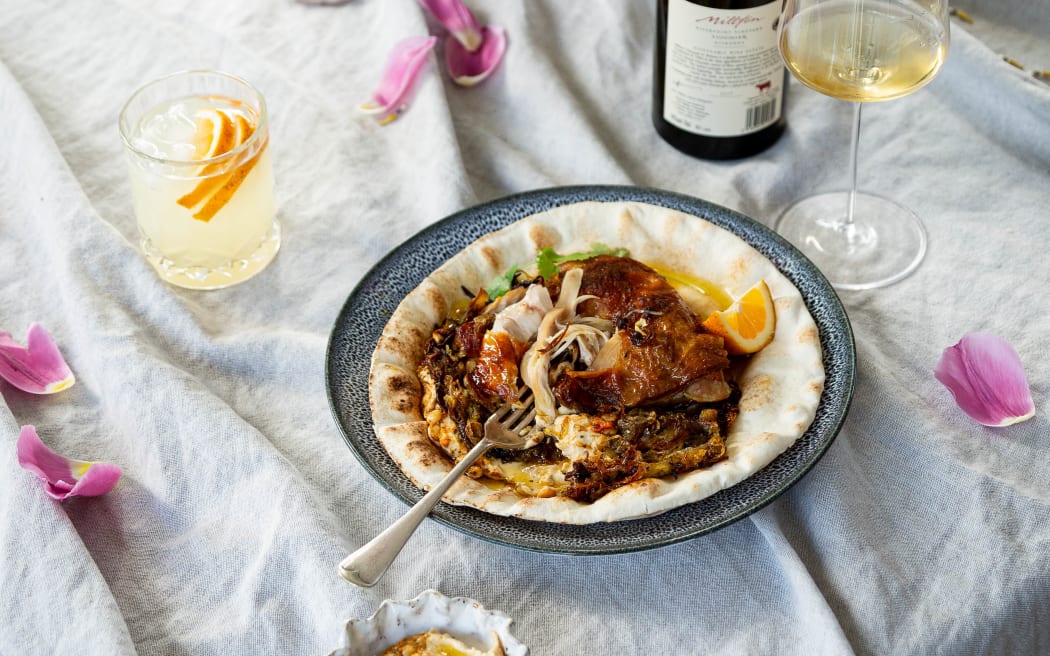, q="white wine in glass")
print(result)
[776,0,950,290]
